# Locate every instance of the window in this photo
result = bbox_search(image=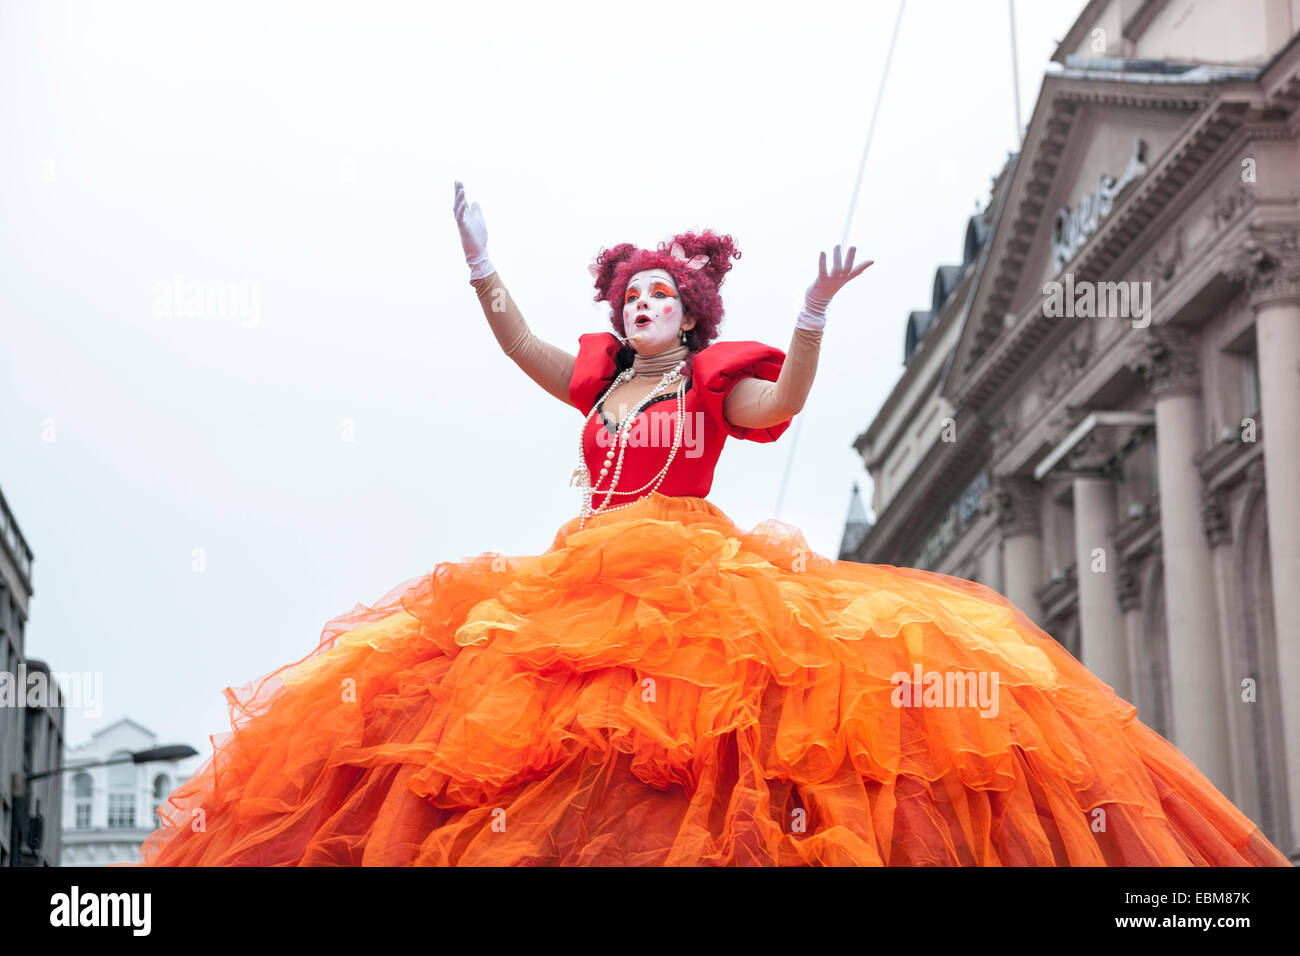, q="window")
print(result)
[108,793,135,828]
[22,708,34,774]
[152,774,172,829]
[107,752,135,829]
[1243,346,1260,416]
[73,773,93,830]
